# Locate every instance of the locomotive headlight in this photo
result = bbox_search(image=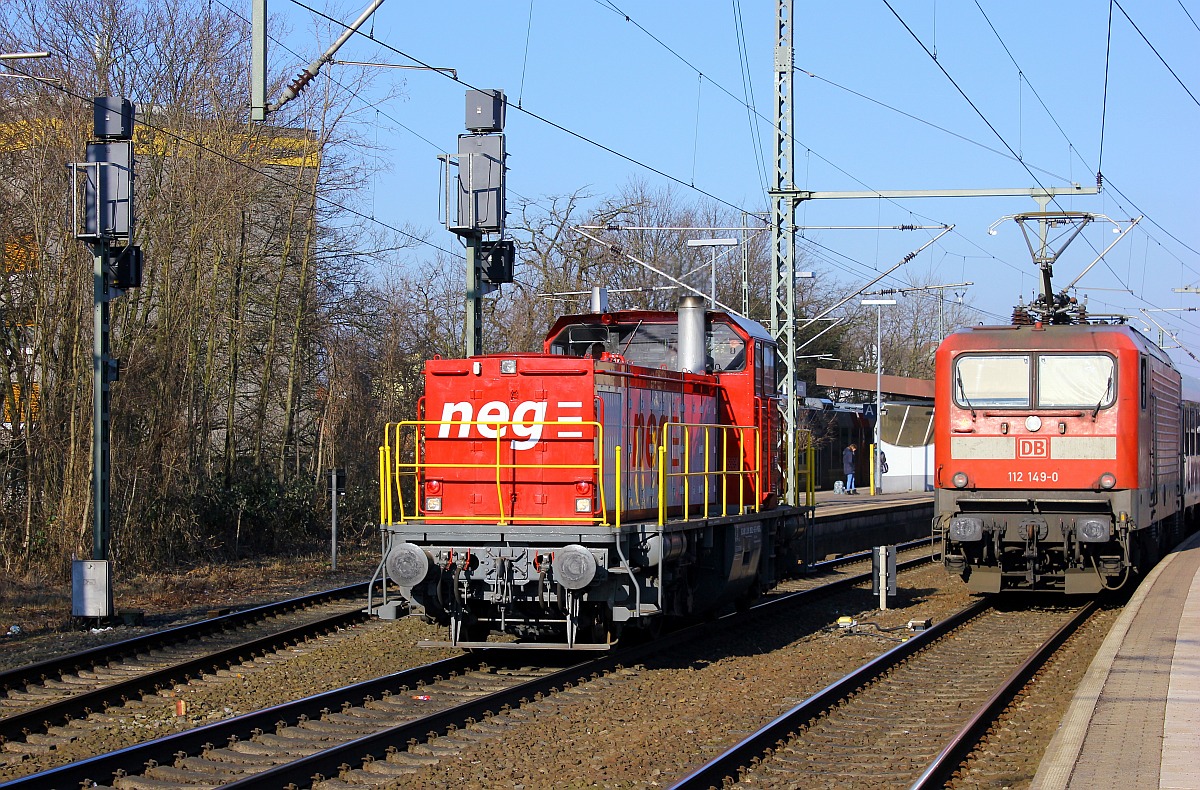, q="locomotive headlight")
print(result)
[949,517,984,542]
[1078,518,1111,542]
[424,496,443,512]
[1098,472,1117,490]
[951,471,969,489]
[500,359,518,375]
[1025,415,1042,432]
[575,497,593,513]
